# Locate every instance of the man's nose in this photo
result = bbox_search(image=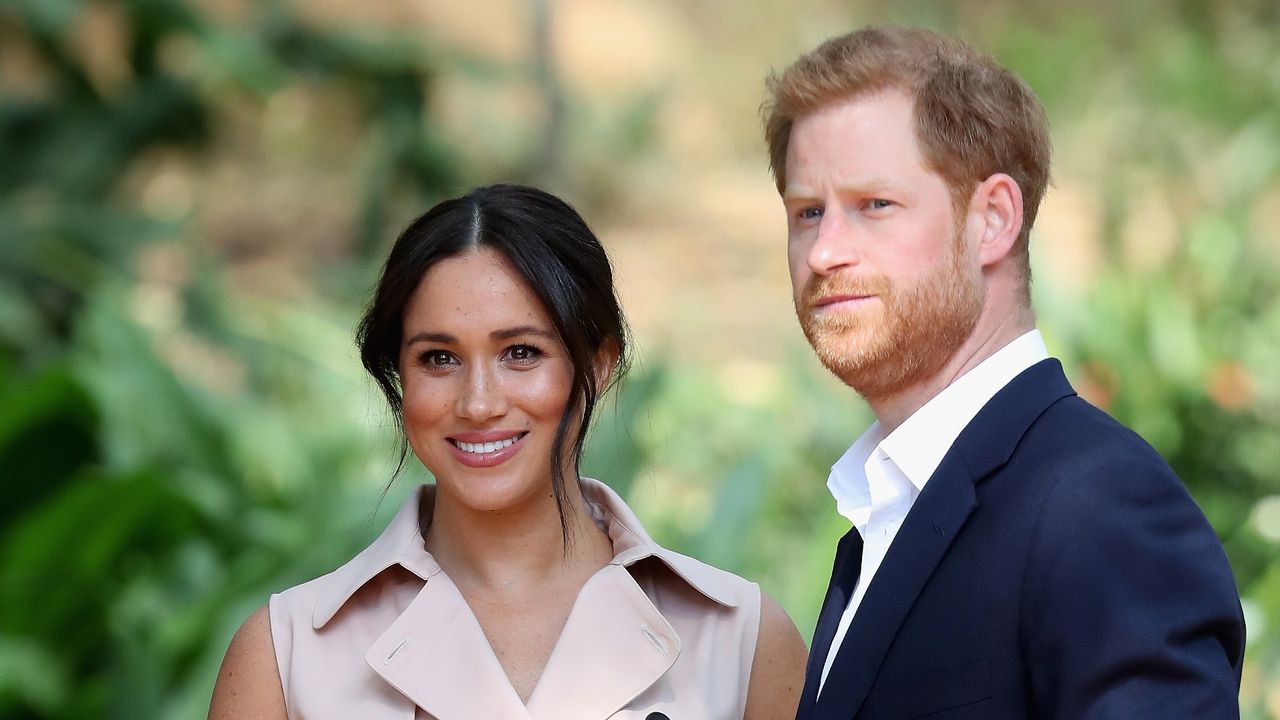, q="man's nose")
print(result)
[455,365,507,421]
[808,208,860,276]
